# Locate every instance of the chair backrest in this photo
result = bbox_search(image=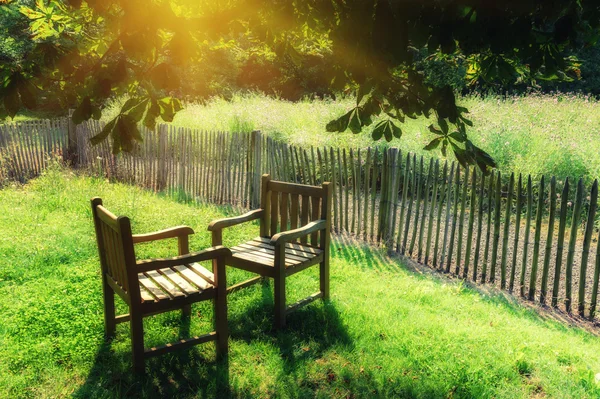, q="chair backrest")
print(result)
[91,198,136,293]
[259,175,331,248]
